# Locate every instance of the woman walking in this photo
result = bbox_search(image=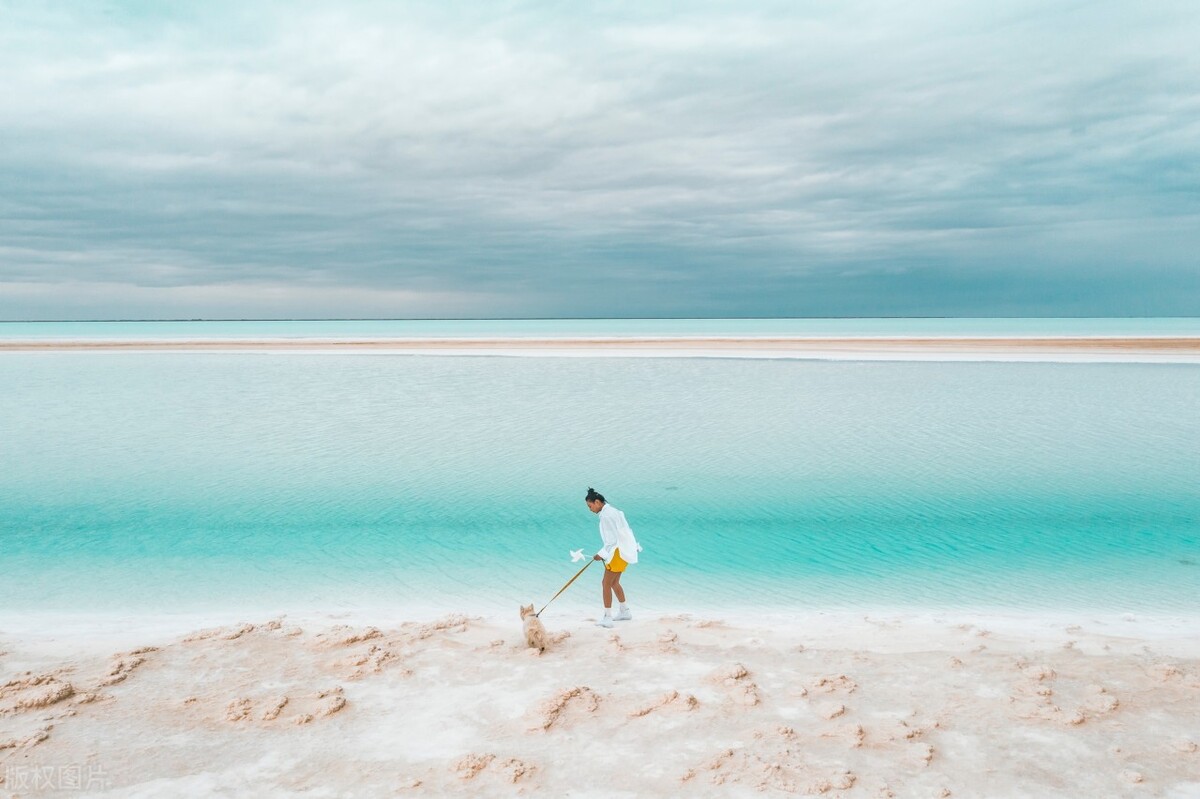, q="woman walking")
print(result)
[585,487,642,628]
